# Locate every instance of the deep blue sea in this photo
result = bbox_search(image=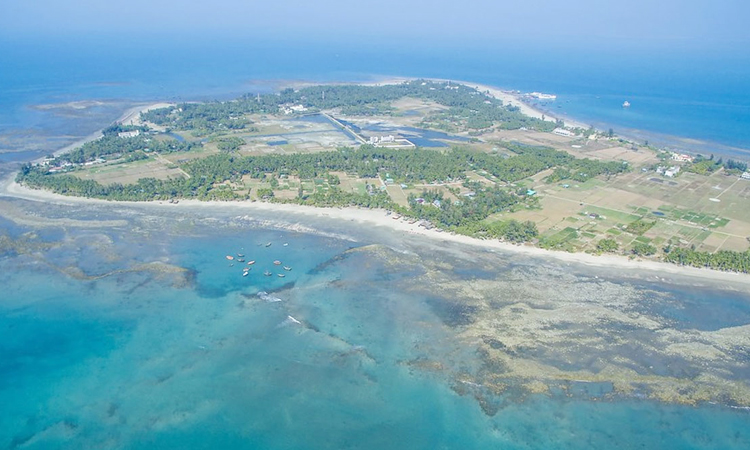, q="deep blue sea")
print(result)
[1,35,750,159]
[1,35,750,449]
